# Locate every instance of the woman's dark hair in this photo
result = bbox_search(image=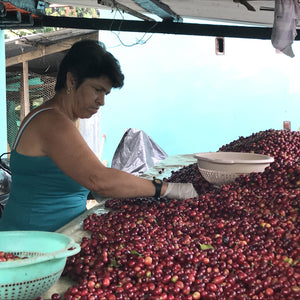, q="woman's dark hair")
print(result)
[55,40,124,91]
